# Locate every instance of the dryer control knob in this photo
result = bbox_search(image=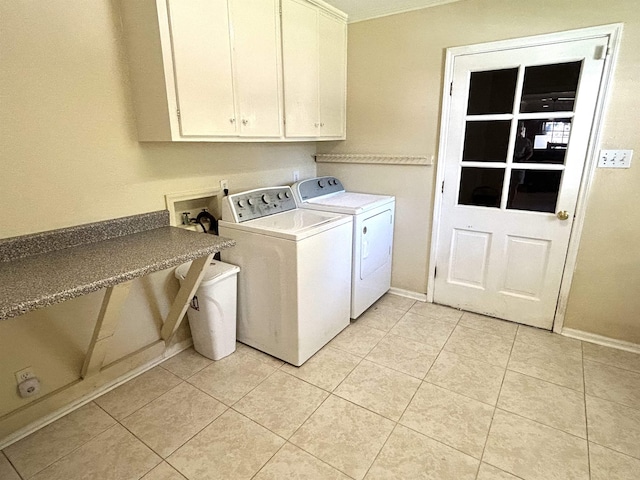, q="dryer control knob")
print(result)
[247,198,255,206]
[318,180,326,188]
[262,194,270,204]
[237,200,246,208]
[285,191,291,198]
[277,192,284,200]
